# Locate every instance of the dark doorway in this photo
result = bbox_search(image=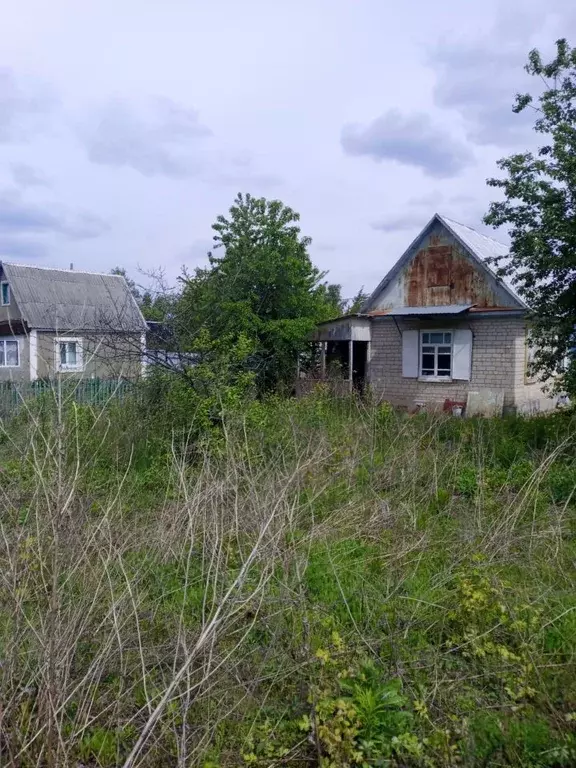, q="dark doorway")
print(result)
[353,341,368,393]
[326,341,348,376]
[325,340,369,393]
